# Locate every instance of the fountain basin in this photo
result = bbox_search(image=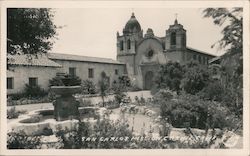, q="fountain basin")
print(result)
[50,86,81,95]
[8,107,105,136]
